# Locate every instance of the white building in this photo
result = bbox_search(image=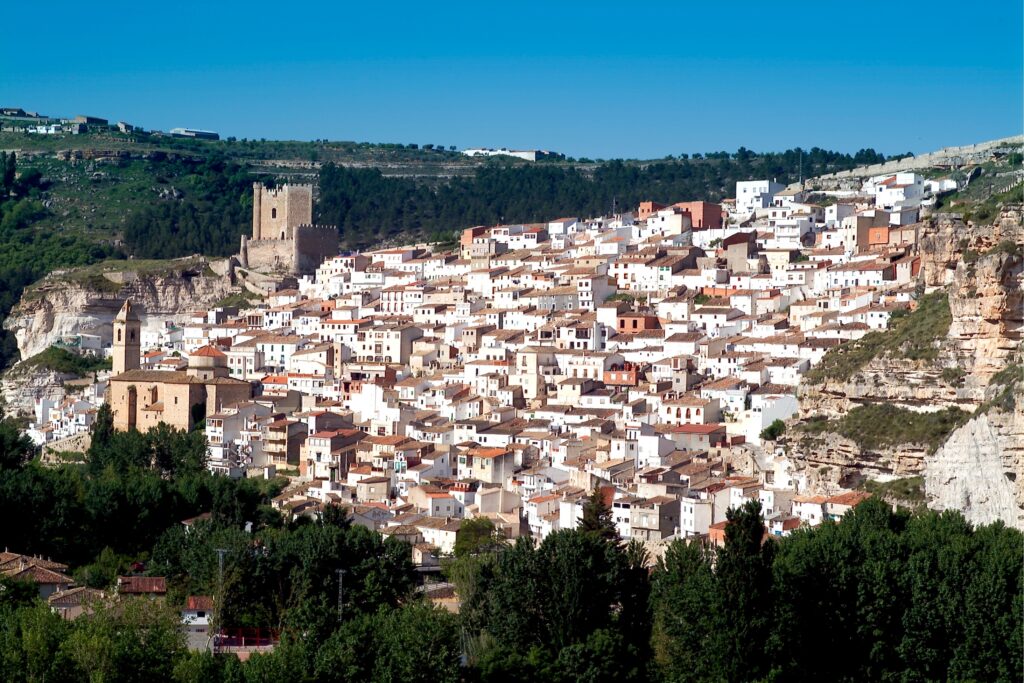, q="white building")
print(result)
[736,179,784,216]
